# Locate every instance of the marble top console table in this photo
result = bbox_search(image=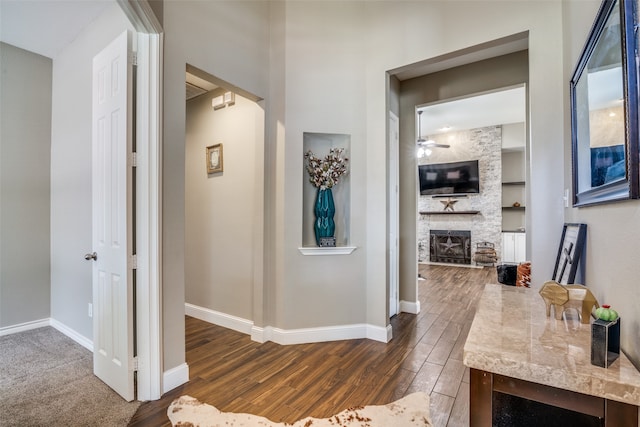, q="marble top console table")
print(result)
[464,284,640,427]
